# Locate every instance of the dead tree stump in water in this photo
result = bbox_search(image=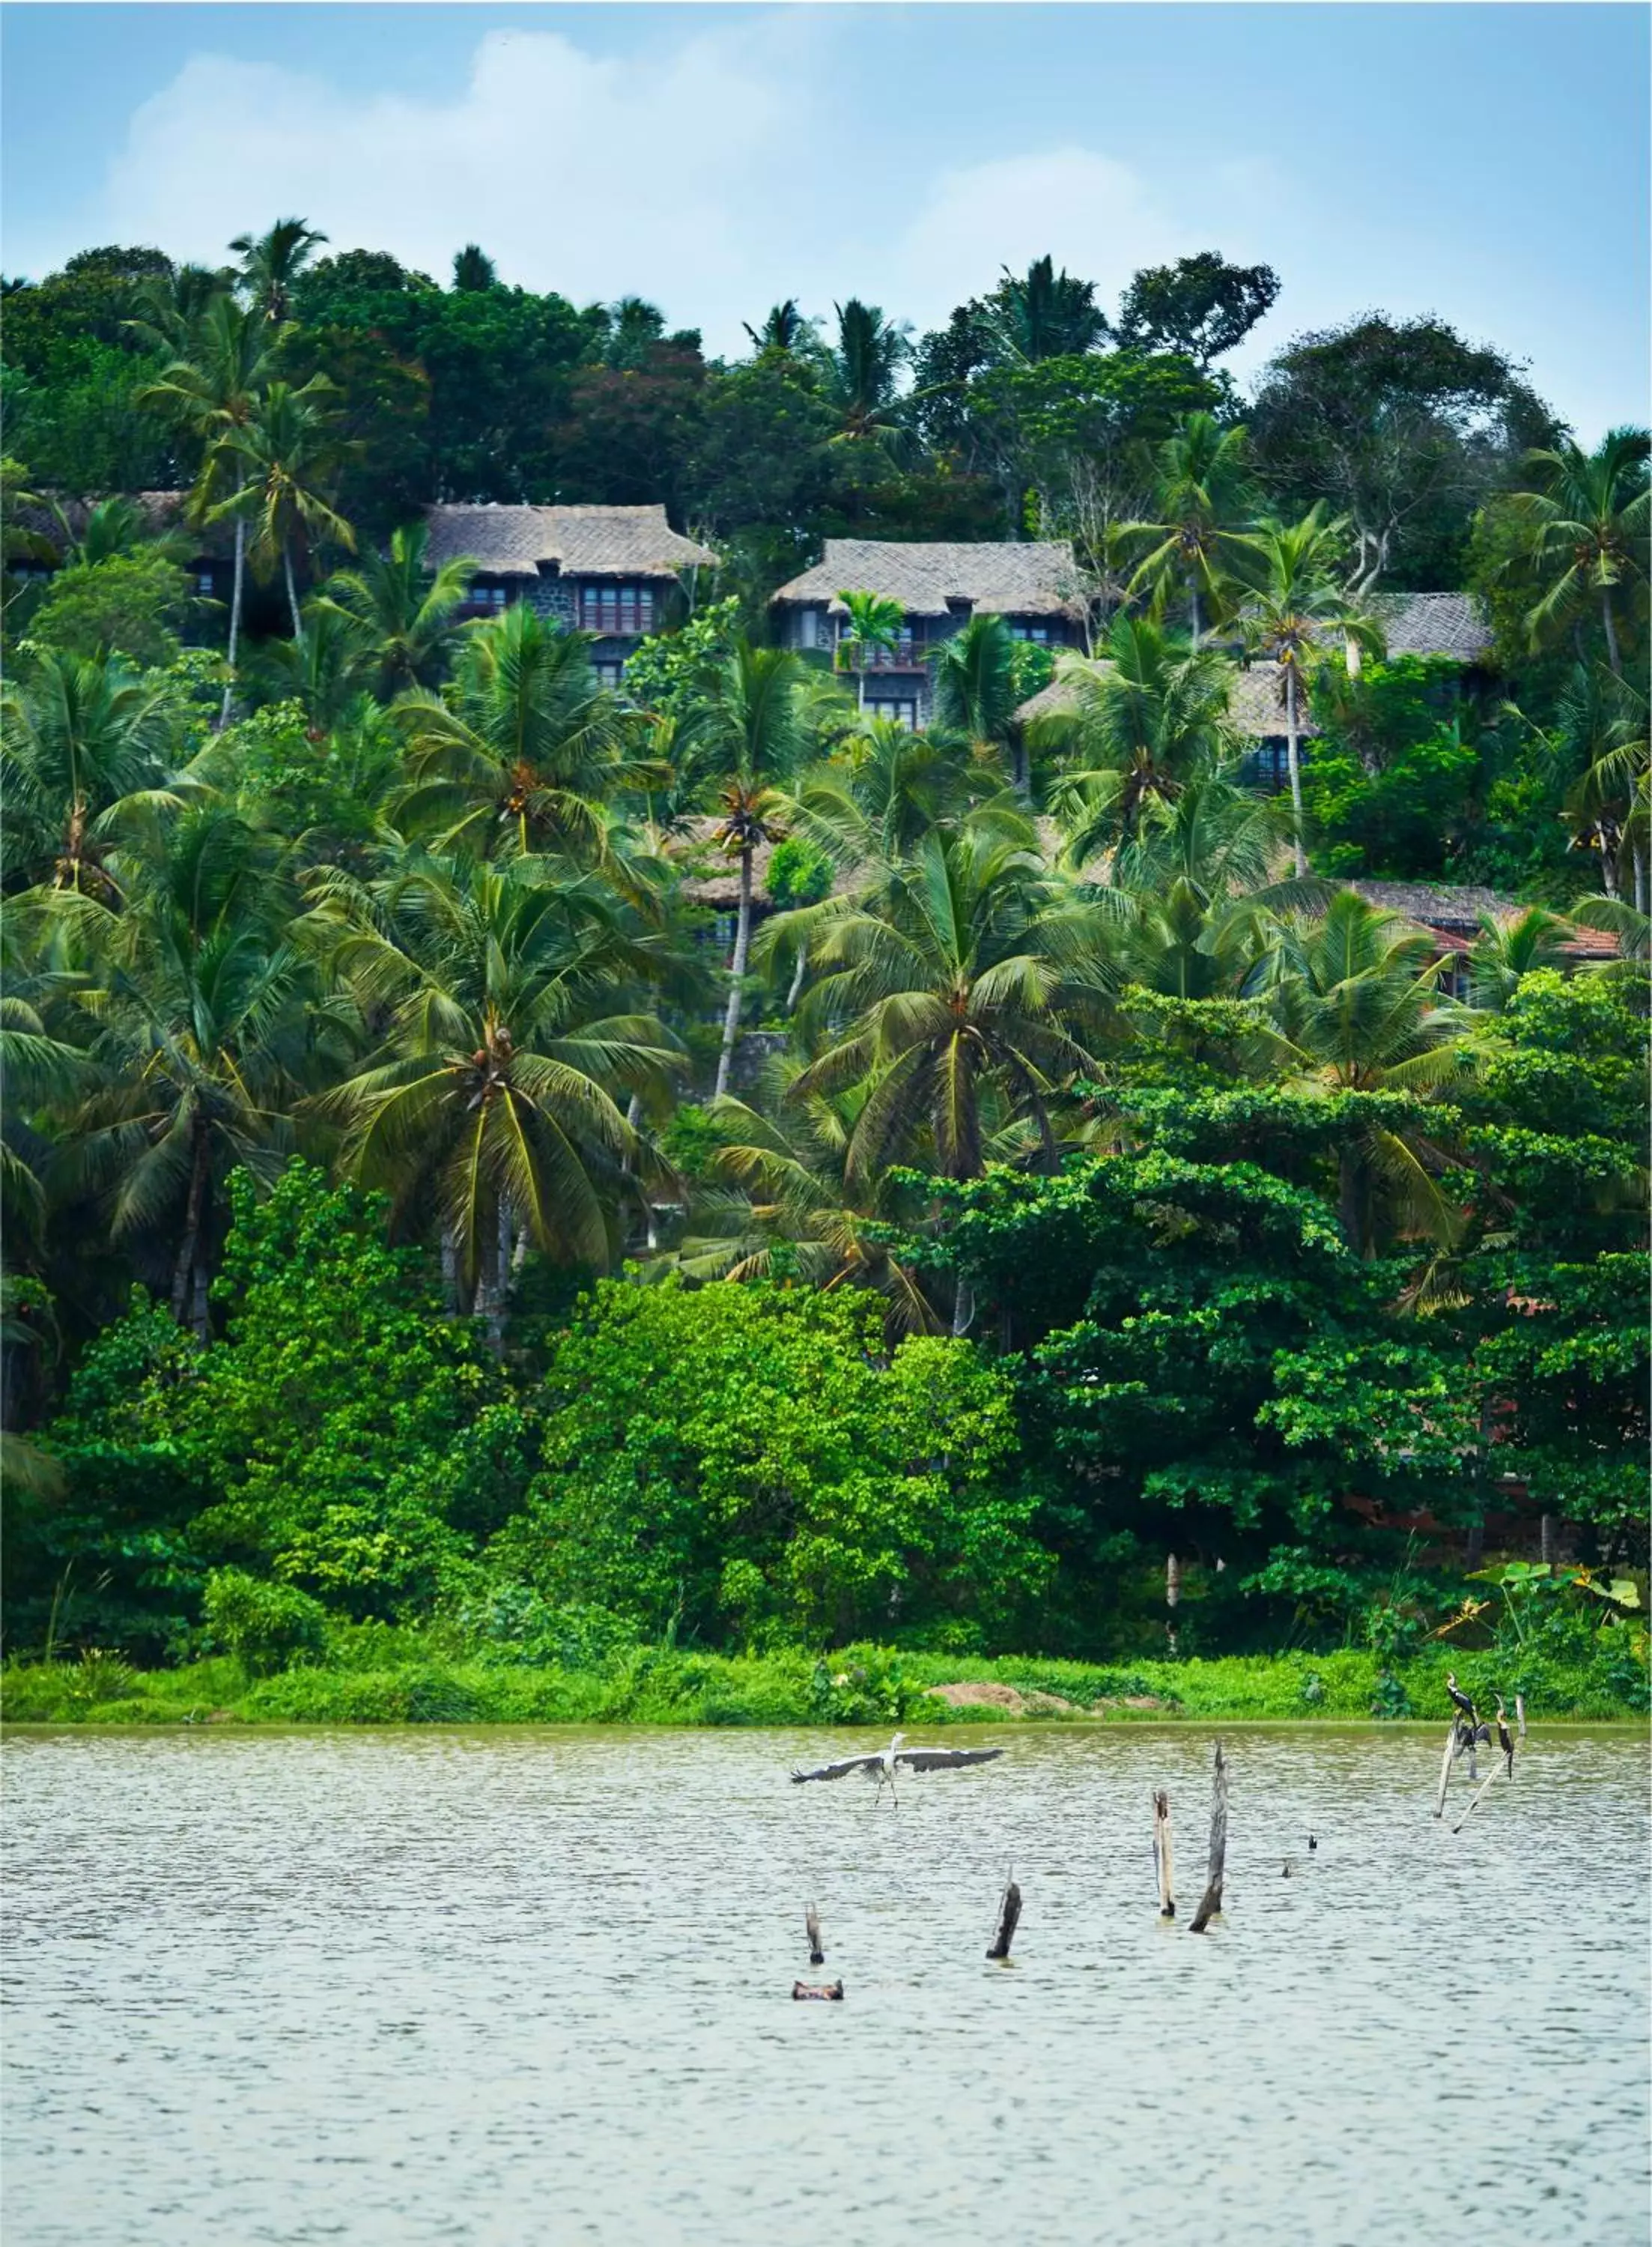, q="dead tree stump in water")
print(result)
[1433,1718,1460,1819]
[1189,1743,1228,1933]
[986,1878,1022,1961]
[1153,1790,1176,1918]
[792,1980,843,2001]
